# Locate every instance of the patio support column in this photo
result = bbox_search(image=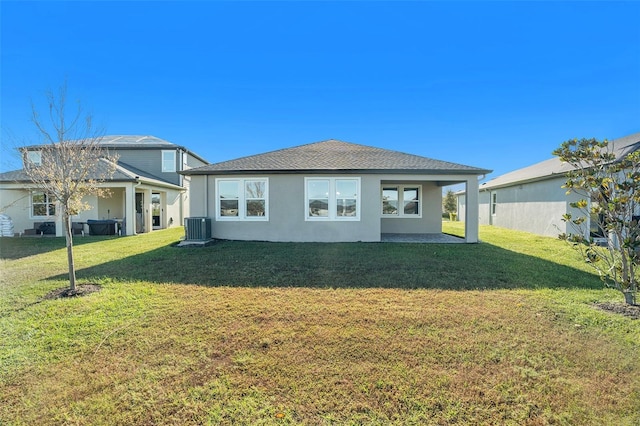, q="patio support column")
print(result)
[143,188,153,233]
[124,184,136,235]
[465,177,479,243]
